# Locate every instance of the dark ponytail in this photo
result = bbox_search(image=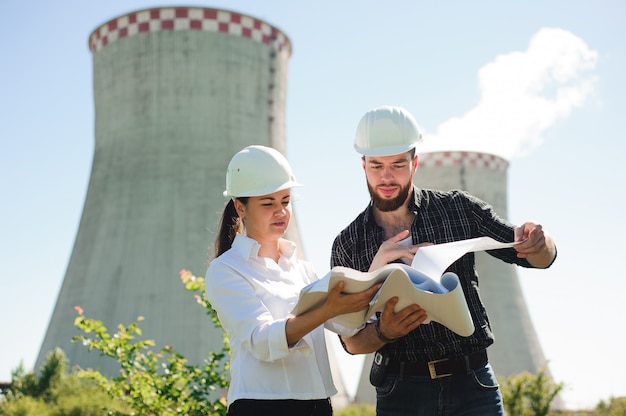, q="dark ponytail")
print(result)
[214,198,248,258]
